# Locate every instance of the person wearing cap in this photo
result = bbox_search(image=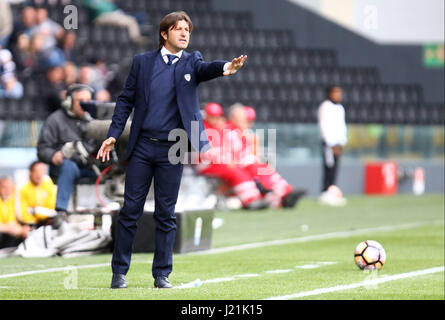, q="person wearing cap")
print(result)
[196,102,269,210]
[203,102,226,131]
[244,105,256,125]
